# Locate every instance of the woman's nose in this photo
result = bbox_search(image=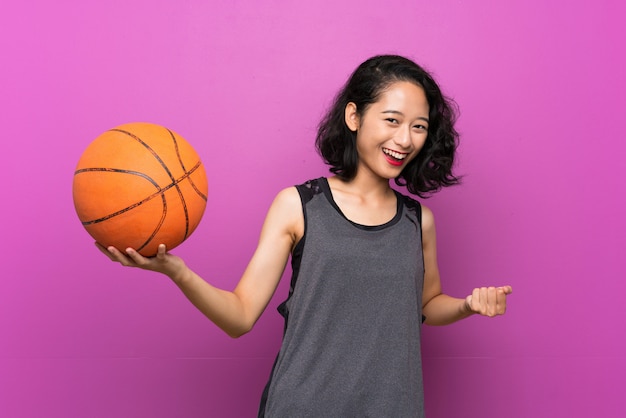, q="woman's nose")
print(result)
[393,126,412,148]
